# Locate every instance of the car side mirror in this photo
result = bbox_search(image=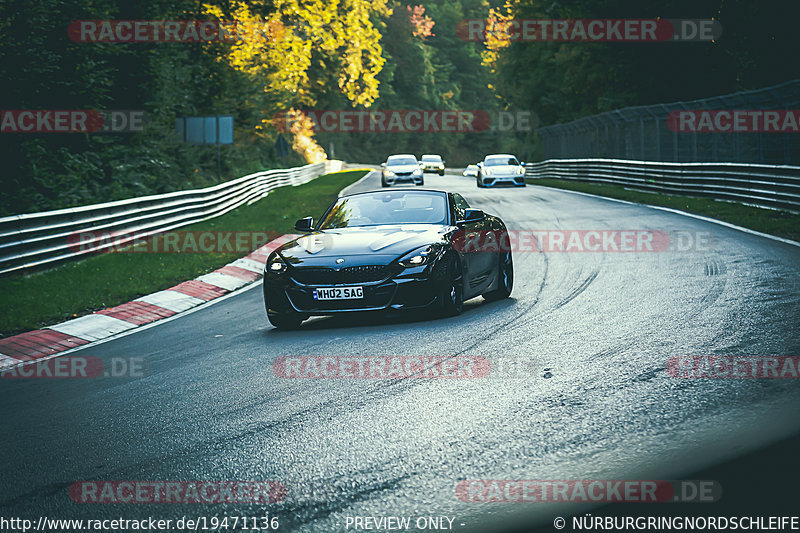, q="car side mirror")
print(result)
[294,217,314,232]
[459,209,485,225]
[380,162,386,168]
[519,161,525,166]
[477,162,483,168]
